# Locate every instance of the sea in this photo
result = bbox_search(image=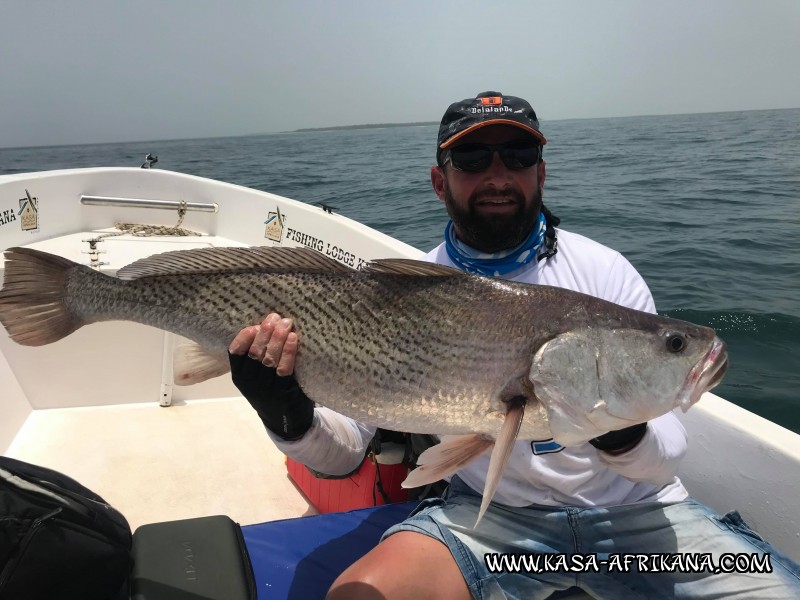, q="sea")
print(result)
[1,108,798,434]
